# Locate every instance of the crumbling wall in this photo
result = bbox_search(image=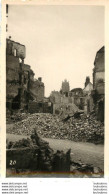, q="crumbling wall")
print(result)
[28,101,43,113]
[22,64,31,90]
[94,50,104,72]
[30,80,44,102]
[93,46,105,91]
[70,88,83,109]
[6,86,19,100]
[50,92,74,105]
[95,72,104,83]
[12,42,25,59]
[6,39,25,59]
[96,83,104,95]
[50,91,61,104]
[6,38,45,111]
[28,101,53,114]
[68,97,74,103]
[6,55,20,82]
[83,96,94,114]
[70,88,83,96]
[6,55,20,105]
[92,47,105,121]
[6,39,25,106]
[53,102,79,115]
[95,72,104,95]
